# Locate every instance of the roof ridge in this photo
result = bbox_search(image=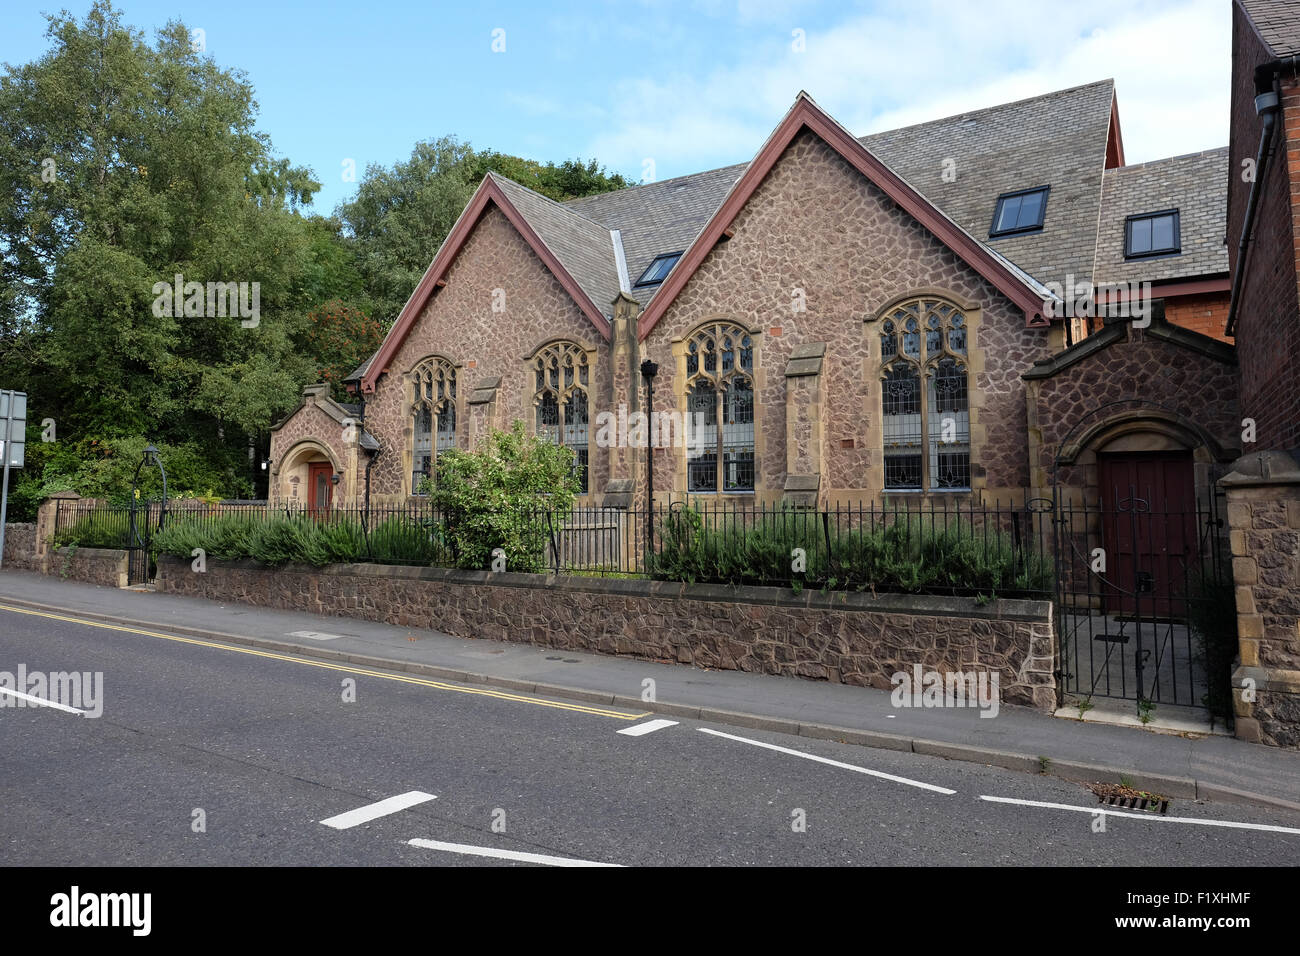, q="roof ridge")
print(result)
[564,162,747,205]
[858,78,1116,138]
[487,170,614,231]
